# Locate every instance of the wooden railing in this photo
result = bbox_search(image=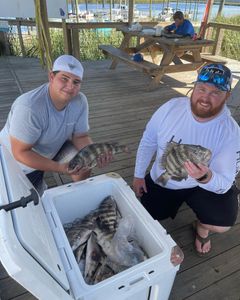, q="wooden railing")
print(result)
[205,22,240,55]
[0,18,158,59]
[1,19,240,60]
